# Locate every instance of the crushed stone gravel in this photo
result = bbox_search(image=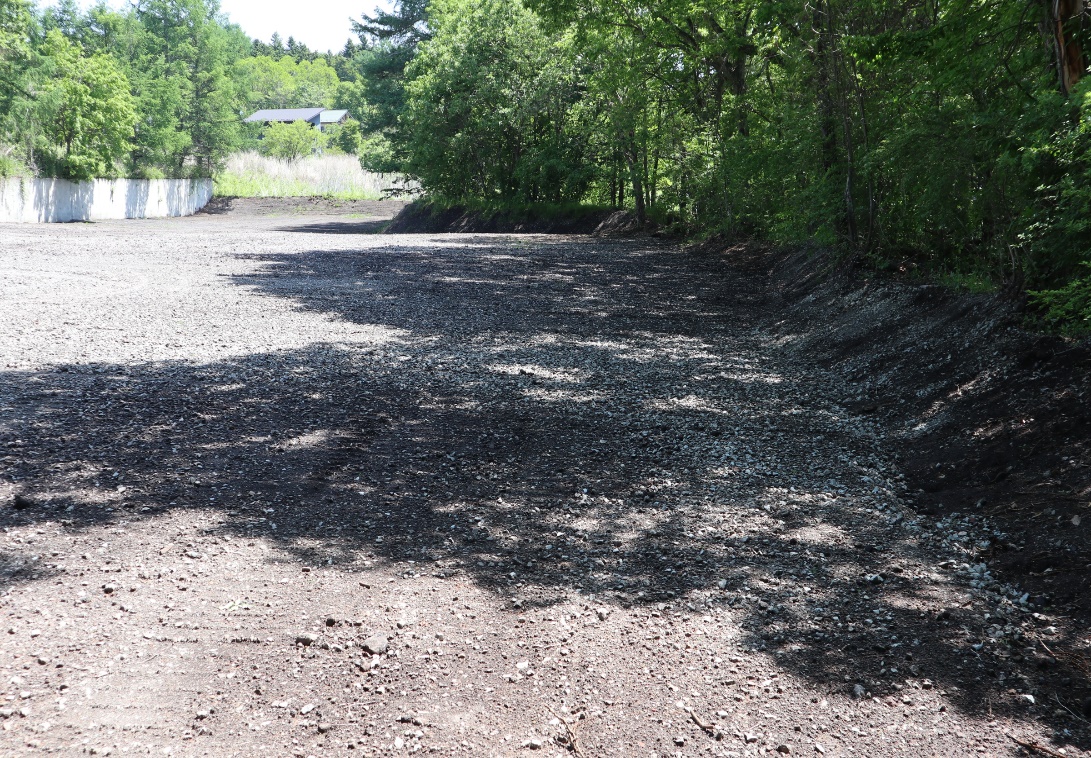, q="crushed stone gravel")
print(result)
[0,203,1086,757]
